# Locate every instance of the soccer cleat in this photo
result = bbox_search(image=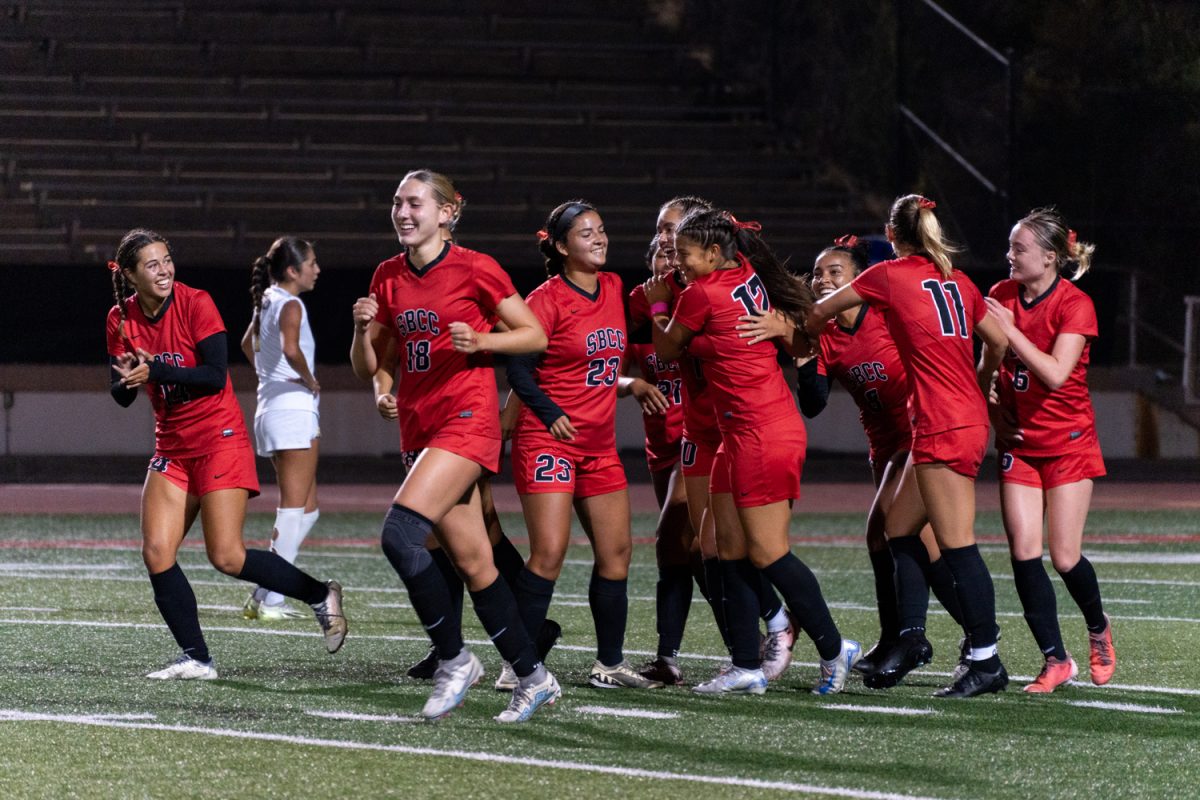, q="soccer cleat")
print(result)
[494,669,561,723]
[406,644,438,680]
[1024,654,1078,694]
[760,613,797,681]
[813,639,862,695]
[588,659,665,689]
[692,665,768,695]
[639,656,685,686]
[951,635,972,683]
[421,651,484,720]
[934,663,1009,698]
[1088,614,1116,685]
[242,592,261,620]
[536,618,563,662]
[256,601,307,621]
[853,638,897,677]
[863,632,931,689]
[146,654,218,681]
[494,661,518,692]
[311,580,347,654]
